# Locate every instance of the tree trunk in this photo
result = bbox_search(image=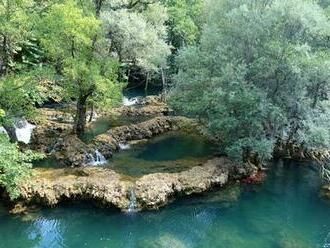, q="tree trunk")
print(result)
[145,72,149,93]
[3,123,18,143]
[161,68,166,101]
[1,35,8,75]
[88,104,94,123]
[312,83,320,109]
[75,95,88,137]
